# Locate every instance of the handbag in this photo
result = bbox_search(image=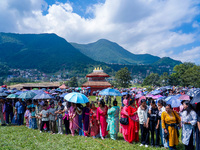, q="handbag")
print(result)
[120,117,129,125]
[131,114,139,122]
